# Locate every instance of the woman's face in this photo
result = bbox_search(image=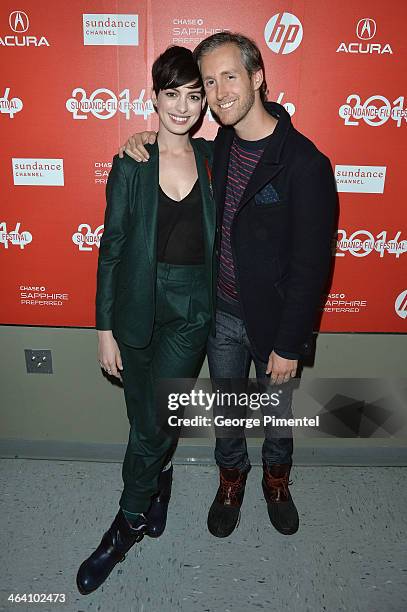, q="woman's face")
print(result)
[152,81,205,136]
